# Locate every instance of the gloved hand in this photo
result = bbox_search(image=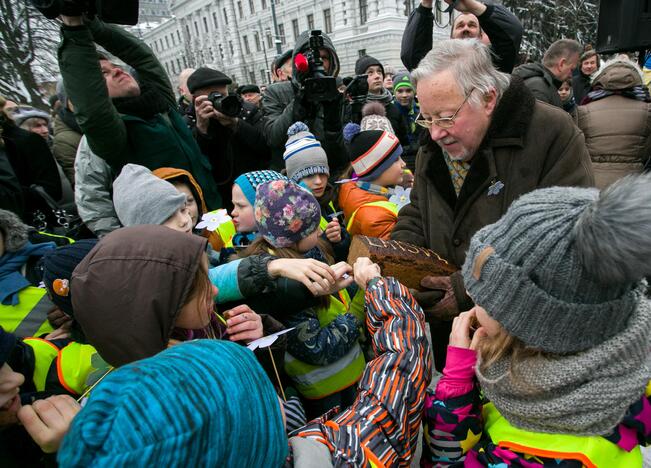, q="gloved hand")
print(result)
[292,90,314,122]
[412,273,472,321]
[322,93,344,132]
